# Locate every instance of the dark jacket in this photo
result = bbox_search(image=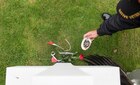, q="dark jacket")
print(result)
[97,0,140,36]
